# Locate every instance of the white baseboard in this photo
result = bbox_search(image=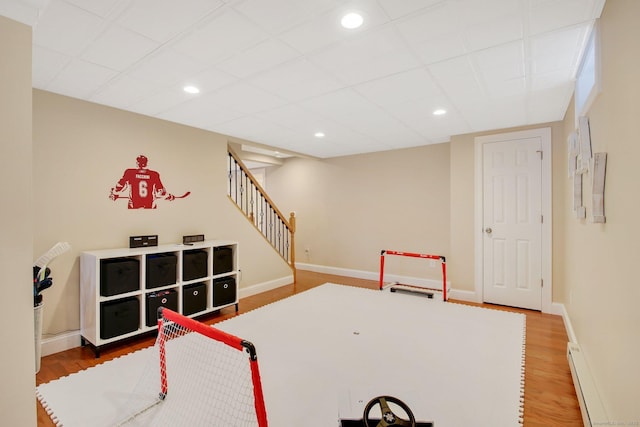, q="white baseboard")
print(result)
[557,302,578,343]
[42,331,82,357]
[296,262,463,296]
[238,275,292,299]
